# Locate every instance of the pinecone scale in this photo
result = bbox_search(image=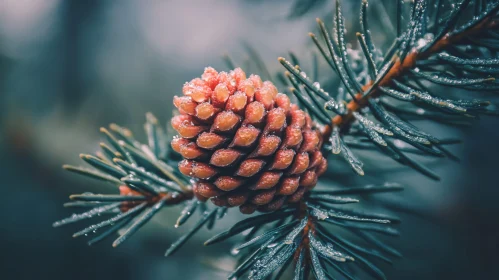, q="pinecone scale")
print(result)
[171,67,327,214]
